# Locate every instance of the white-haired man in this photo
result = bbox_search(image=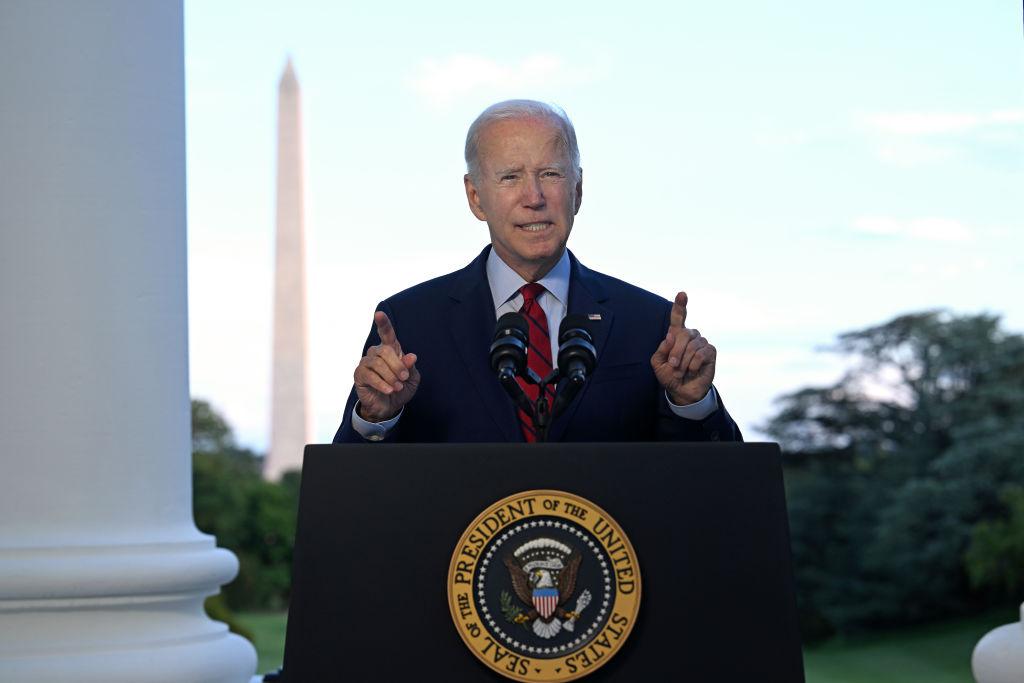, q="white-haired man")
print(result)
[334,100,741,443]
